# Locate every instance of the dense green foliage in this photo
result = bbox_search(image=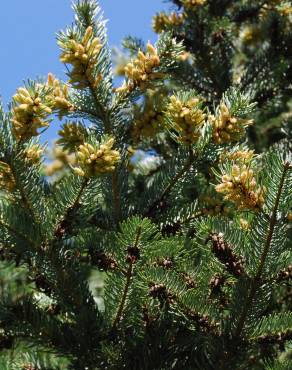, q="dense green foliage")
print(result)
[0,1,291,369]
